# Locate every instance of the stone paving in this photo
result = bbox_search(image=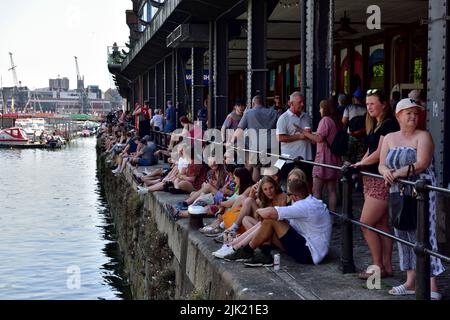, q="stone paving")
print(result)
[124,161,450,300]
